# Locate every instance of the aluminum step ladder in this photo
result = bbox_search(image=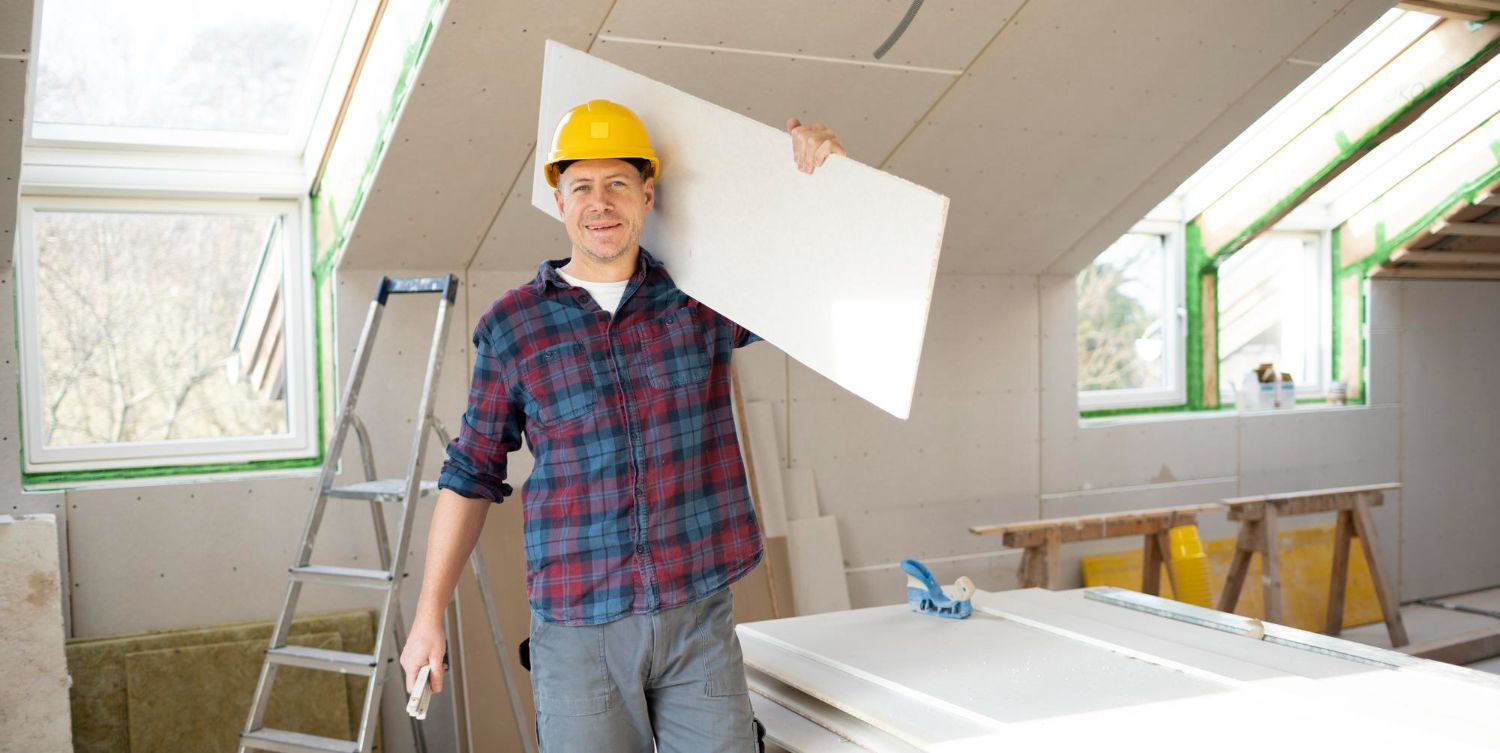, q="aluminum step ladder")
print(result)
[240,275,532,753]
